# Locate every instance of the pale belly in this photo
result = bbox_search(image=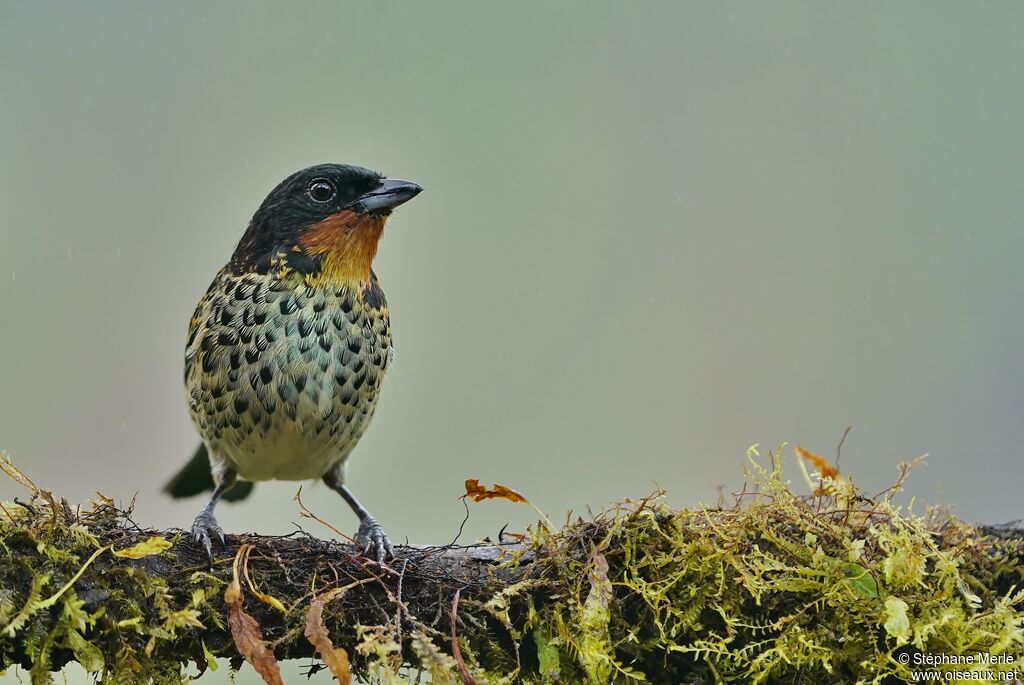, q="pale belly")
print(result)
[192,340,385,482]
[219,409,369,481]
